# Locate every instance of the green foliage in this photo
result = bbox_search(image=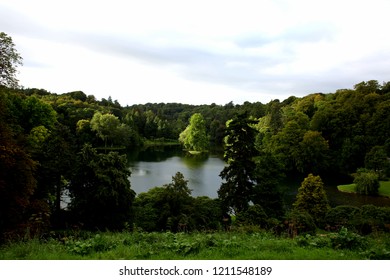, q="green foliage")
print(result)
[285,210,317,236]
[0,32,23,88]
[69,144,135,230]
[330,227,368,250]
[218,112,258,213]
[236,204,268,228]
[293,174,330,224]
[0,93,37,241]
[325,205,361,230]
[365,146,389,179]
[253,151,285,218]
[90,112,120,147]
[65,234,118,256]
[296,227,368,251]
[354,168,380,196]
[3,230,381,260]
[179,113,209,151]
